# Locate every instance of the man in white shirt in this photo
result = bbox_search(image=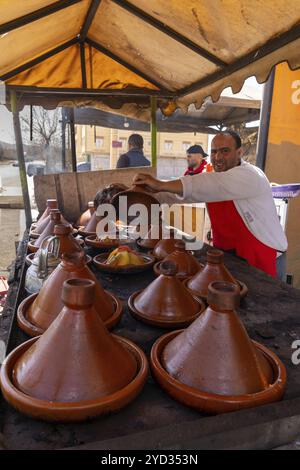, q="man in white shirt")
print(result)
[133,130,287,278]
